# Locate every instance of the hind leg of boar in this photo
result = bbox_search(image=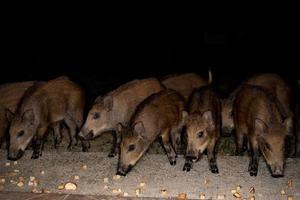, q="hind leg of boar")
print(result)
[207,141,219,173]
[64,117,77,151]
[161,129,177,165]
[248,137,259,176]
[235,130,244,156]
[53,123,62,149]
[108,131,120,157]
[170,127,182,154]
